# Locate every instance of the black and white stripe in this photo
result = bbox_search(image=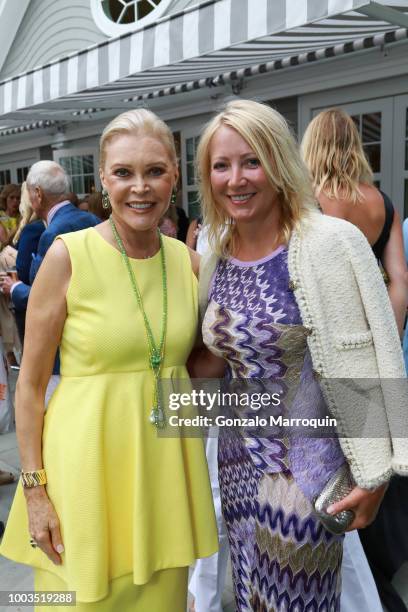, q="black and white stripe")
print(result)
[0,0,405,117]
